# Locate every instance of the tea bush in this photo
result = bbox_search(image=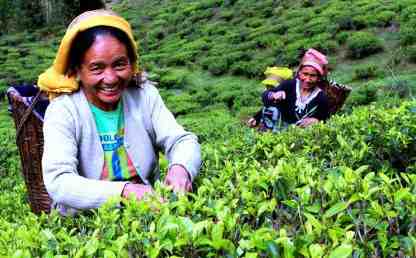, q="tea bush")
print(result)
[400,23,416,46]
[353,64,383,80]
[346,31,384,59]
[373,10,396,27]
[201,56,229,76]
[0,103,19,175]
[347,83,378,106]
[382,79,414,99]
[407,44,416,63]
[108,0,406,79]
[229,60,266,78]
[158,68,189,89]
[1,99,415,257]
[165,92,200,116]
[335,31,349,44]
[1,0,416,256]
[178,106,241,142]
